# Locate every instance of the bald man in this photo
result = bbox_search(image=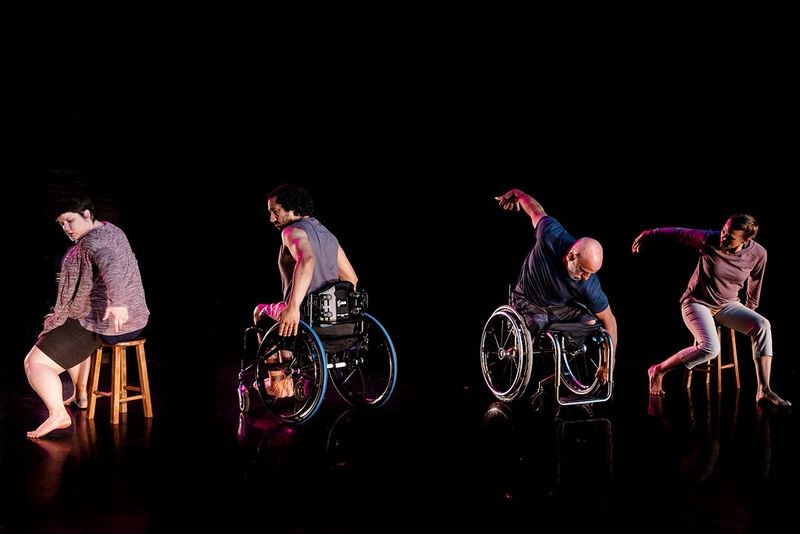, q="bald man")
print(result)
[495,189,618,383]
